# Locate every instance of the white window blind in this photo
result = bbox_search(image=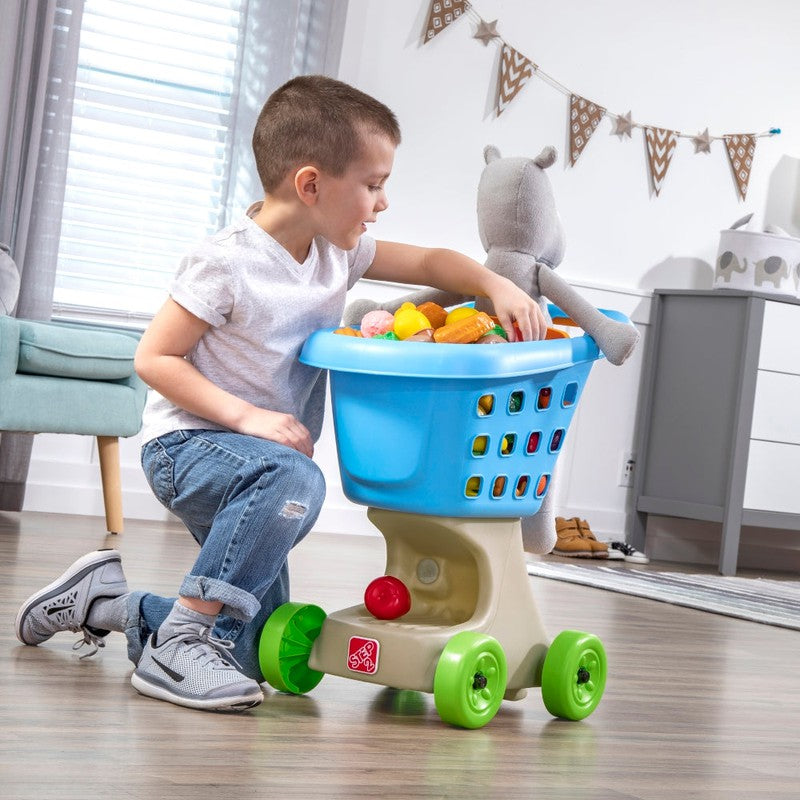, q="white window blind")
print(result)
[53,0,246,319]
